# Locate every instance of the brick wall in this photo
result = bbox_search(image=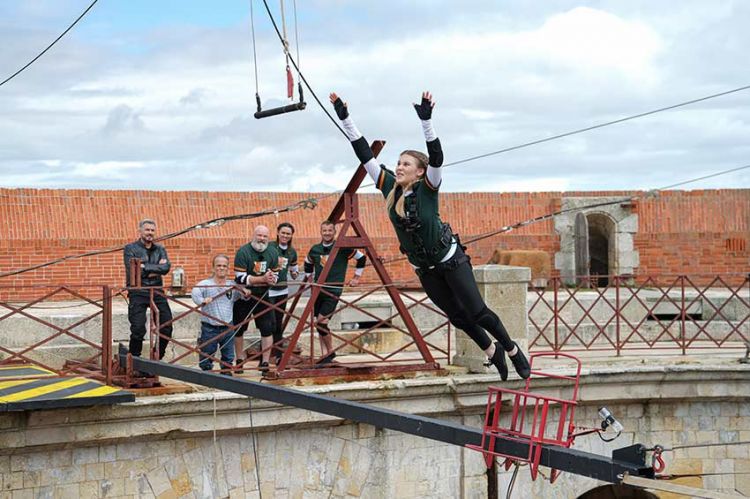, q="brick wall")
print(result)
[0,188,747,299]
[633,189,749,276]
